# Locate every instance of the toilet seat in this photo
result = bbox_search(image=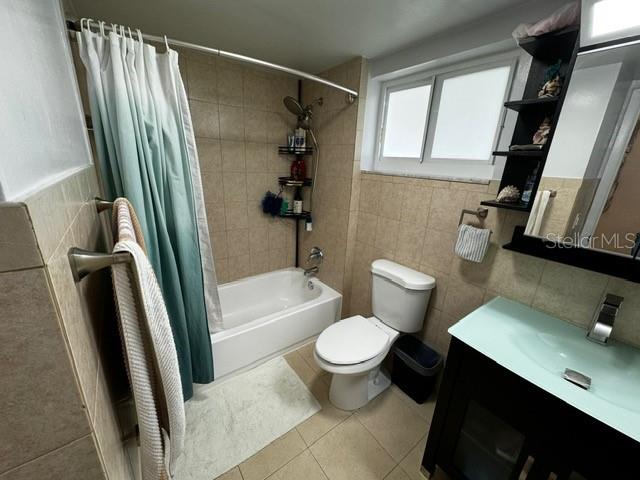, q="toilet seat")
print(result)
[315,315,391,365]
